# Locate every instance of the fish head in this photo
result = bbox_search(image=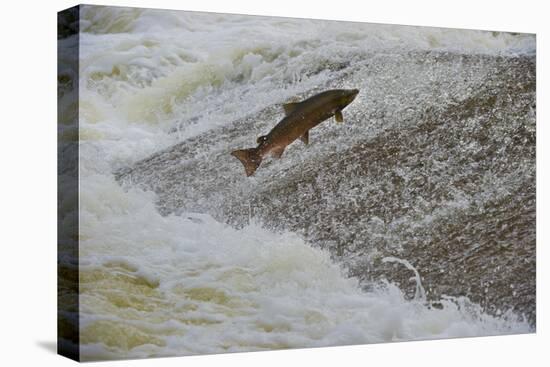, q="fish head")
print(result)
[337,89,360,108]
